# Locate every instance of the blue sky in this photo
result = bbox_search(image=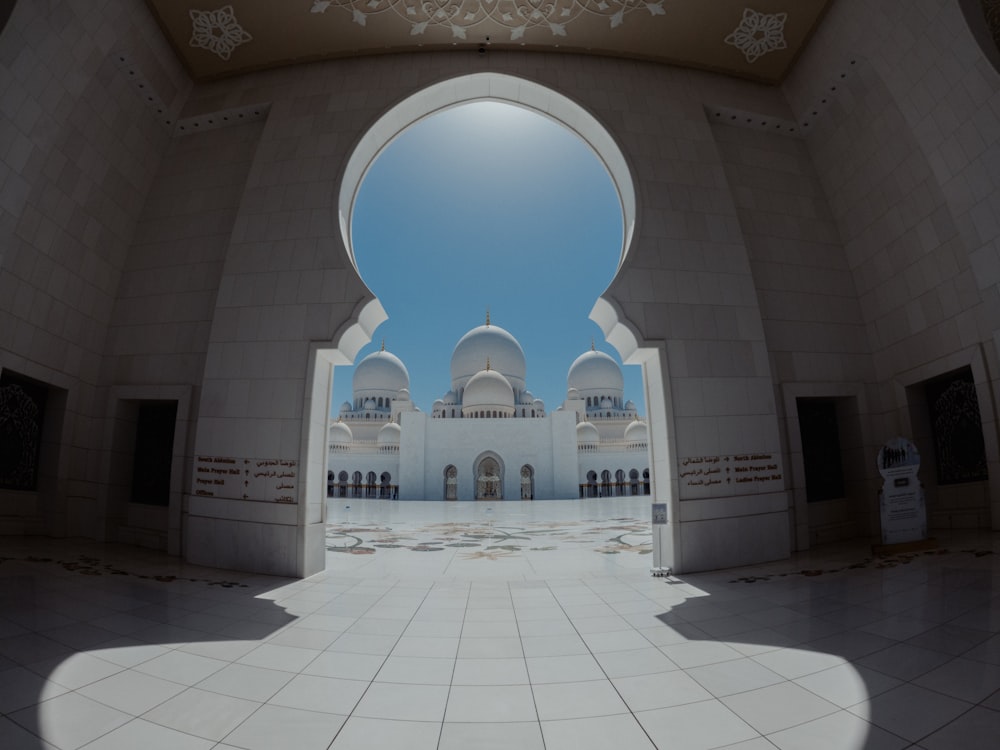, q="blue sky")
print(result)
[333,101,645,415]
